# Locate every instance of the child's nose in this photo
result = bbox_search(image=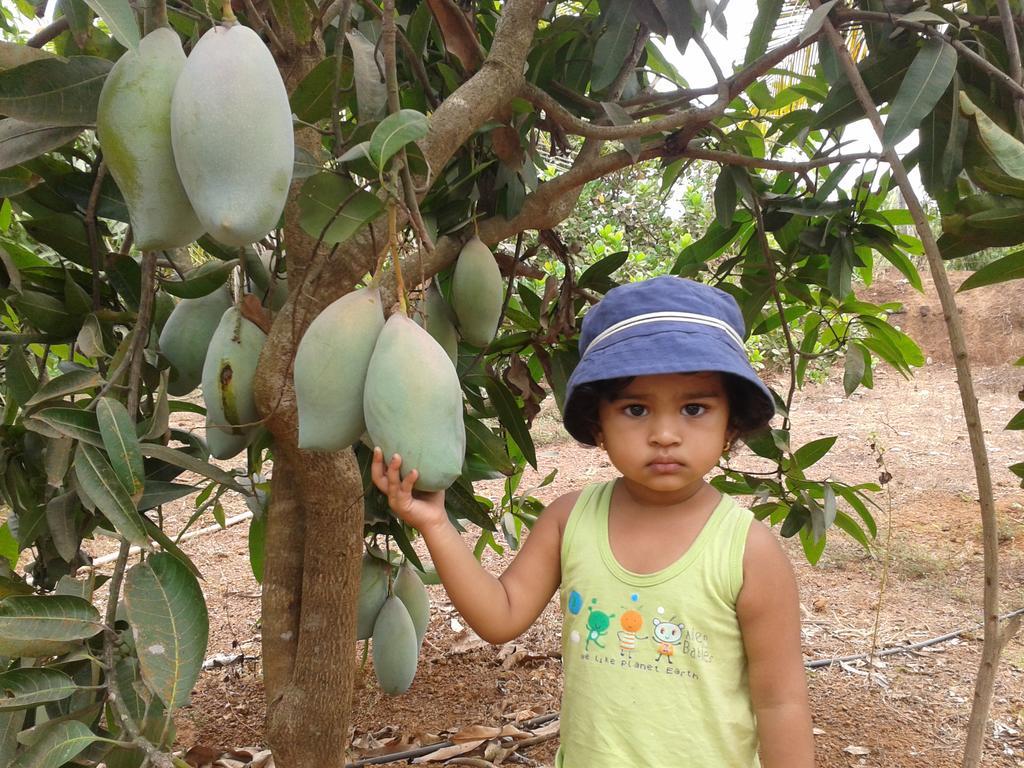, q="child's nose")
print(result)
[648,416,682,446]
